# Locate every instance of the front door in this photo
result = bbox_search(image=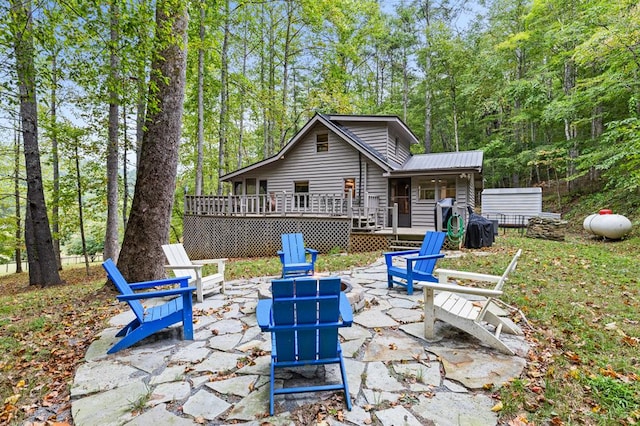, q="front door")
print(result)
[389,178,411,227]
